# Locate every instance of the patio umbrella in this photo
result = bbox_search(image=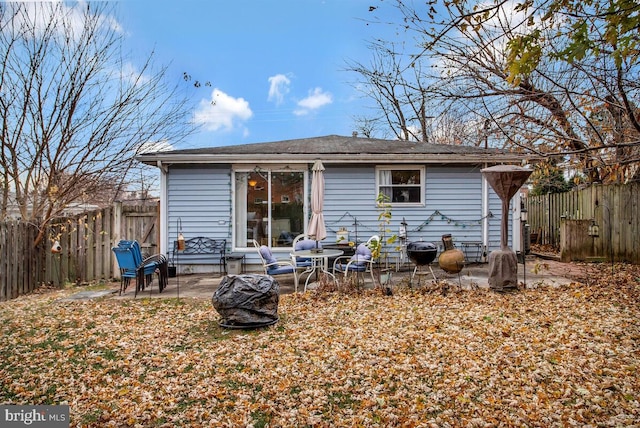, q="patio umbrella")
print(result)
[307,159,326,247]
